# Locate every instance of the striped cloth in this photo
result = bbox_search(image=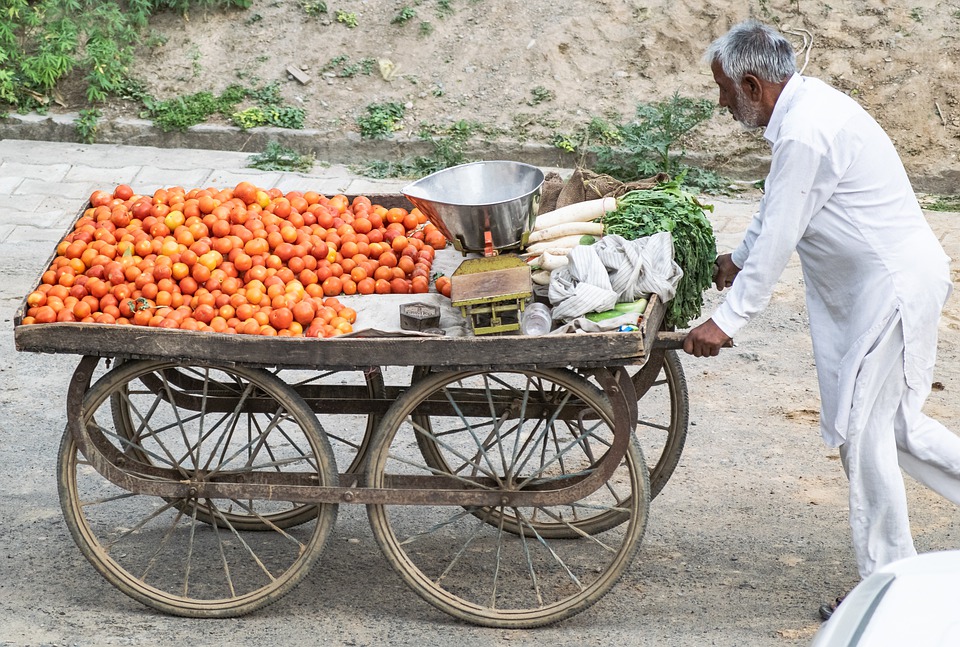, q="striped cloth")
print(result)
[548,232,682,321]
